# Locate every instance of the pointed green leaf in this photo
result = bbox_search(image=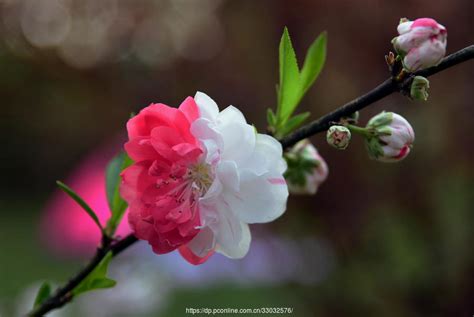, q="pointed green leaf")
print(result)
[300,31,327,95]
[87,278,117,289]
[105,152,133,235]
[33,282,51,308]
[279,112,310,136]
[278,27,301,124]
[72,252,116,296]
[56,181,103,231]
[267,108,277,127]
